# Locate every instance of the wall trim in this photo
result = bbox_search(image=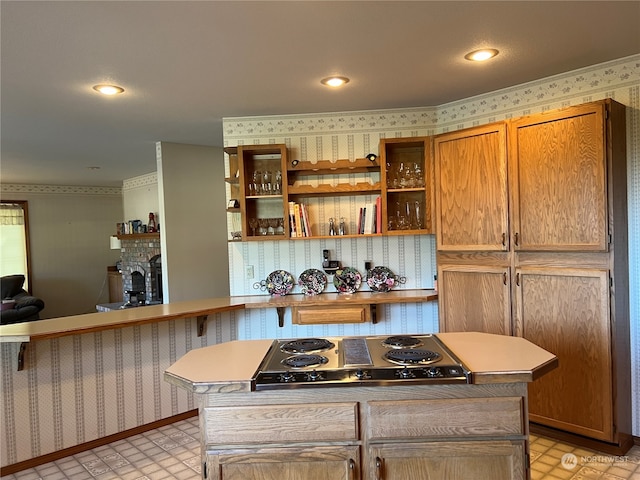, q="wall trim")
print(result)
[0,184,122,196]
[123,172,158,190]
[0,409,198,477]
